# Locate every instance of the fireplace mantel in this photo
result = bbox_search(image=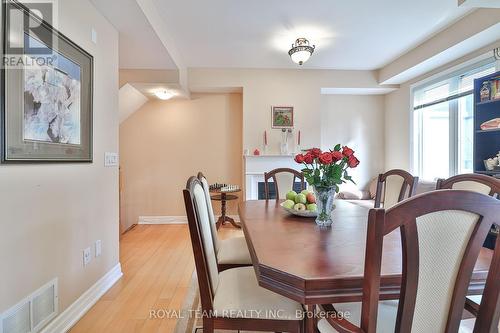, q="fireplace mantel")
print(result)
[245,155,295,158]
[244,154,301,200]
